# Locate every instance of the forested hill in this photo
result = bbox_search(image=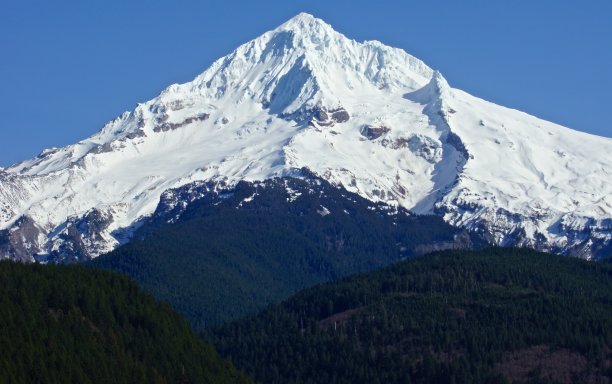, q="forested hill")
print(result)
[0,261,250,384]
[212,248,612,384]
[91,176,482,330]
